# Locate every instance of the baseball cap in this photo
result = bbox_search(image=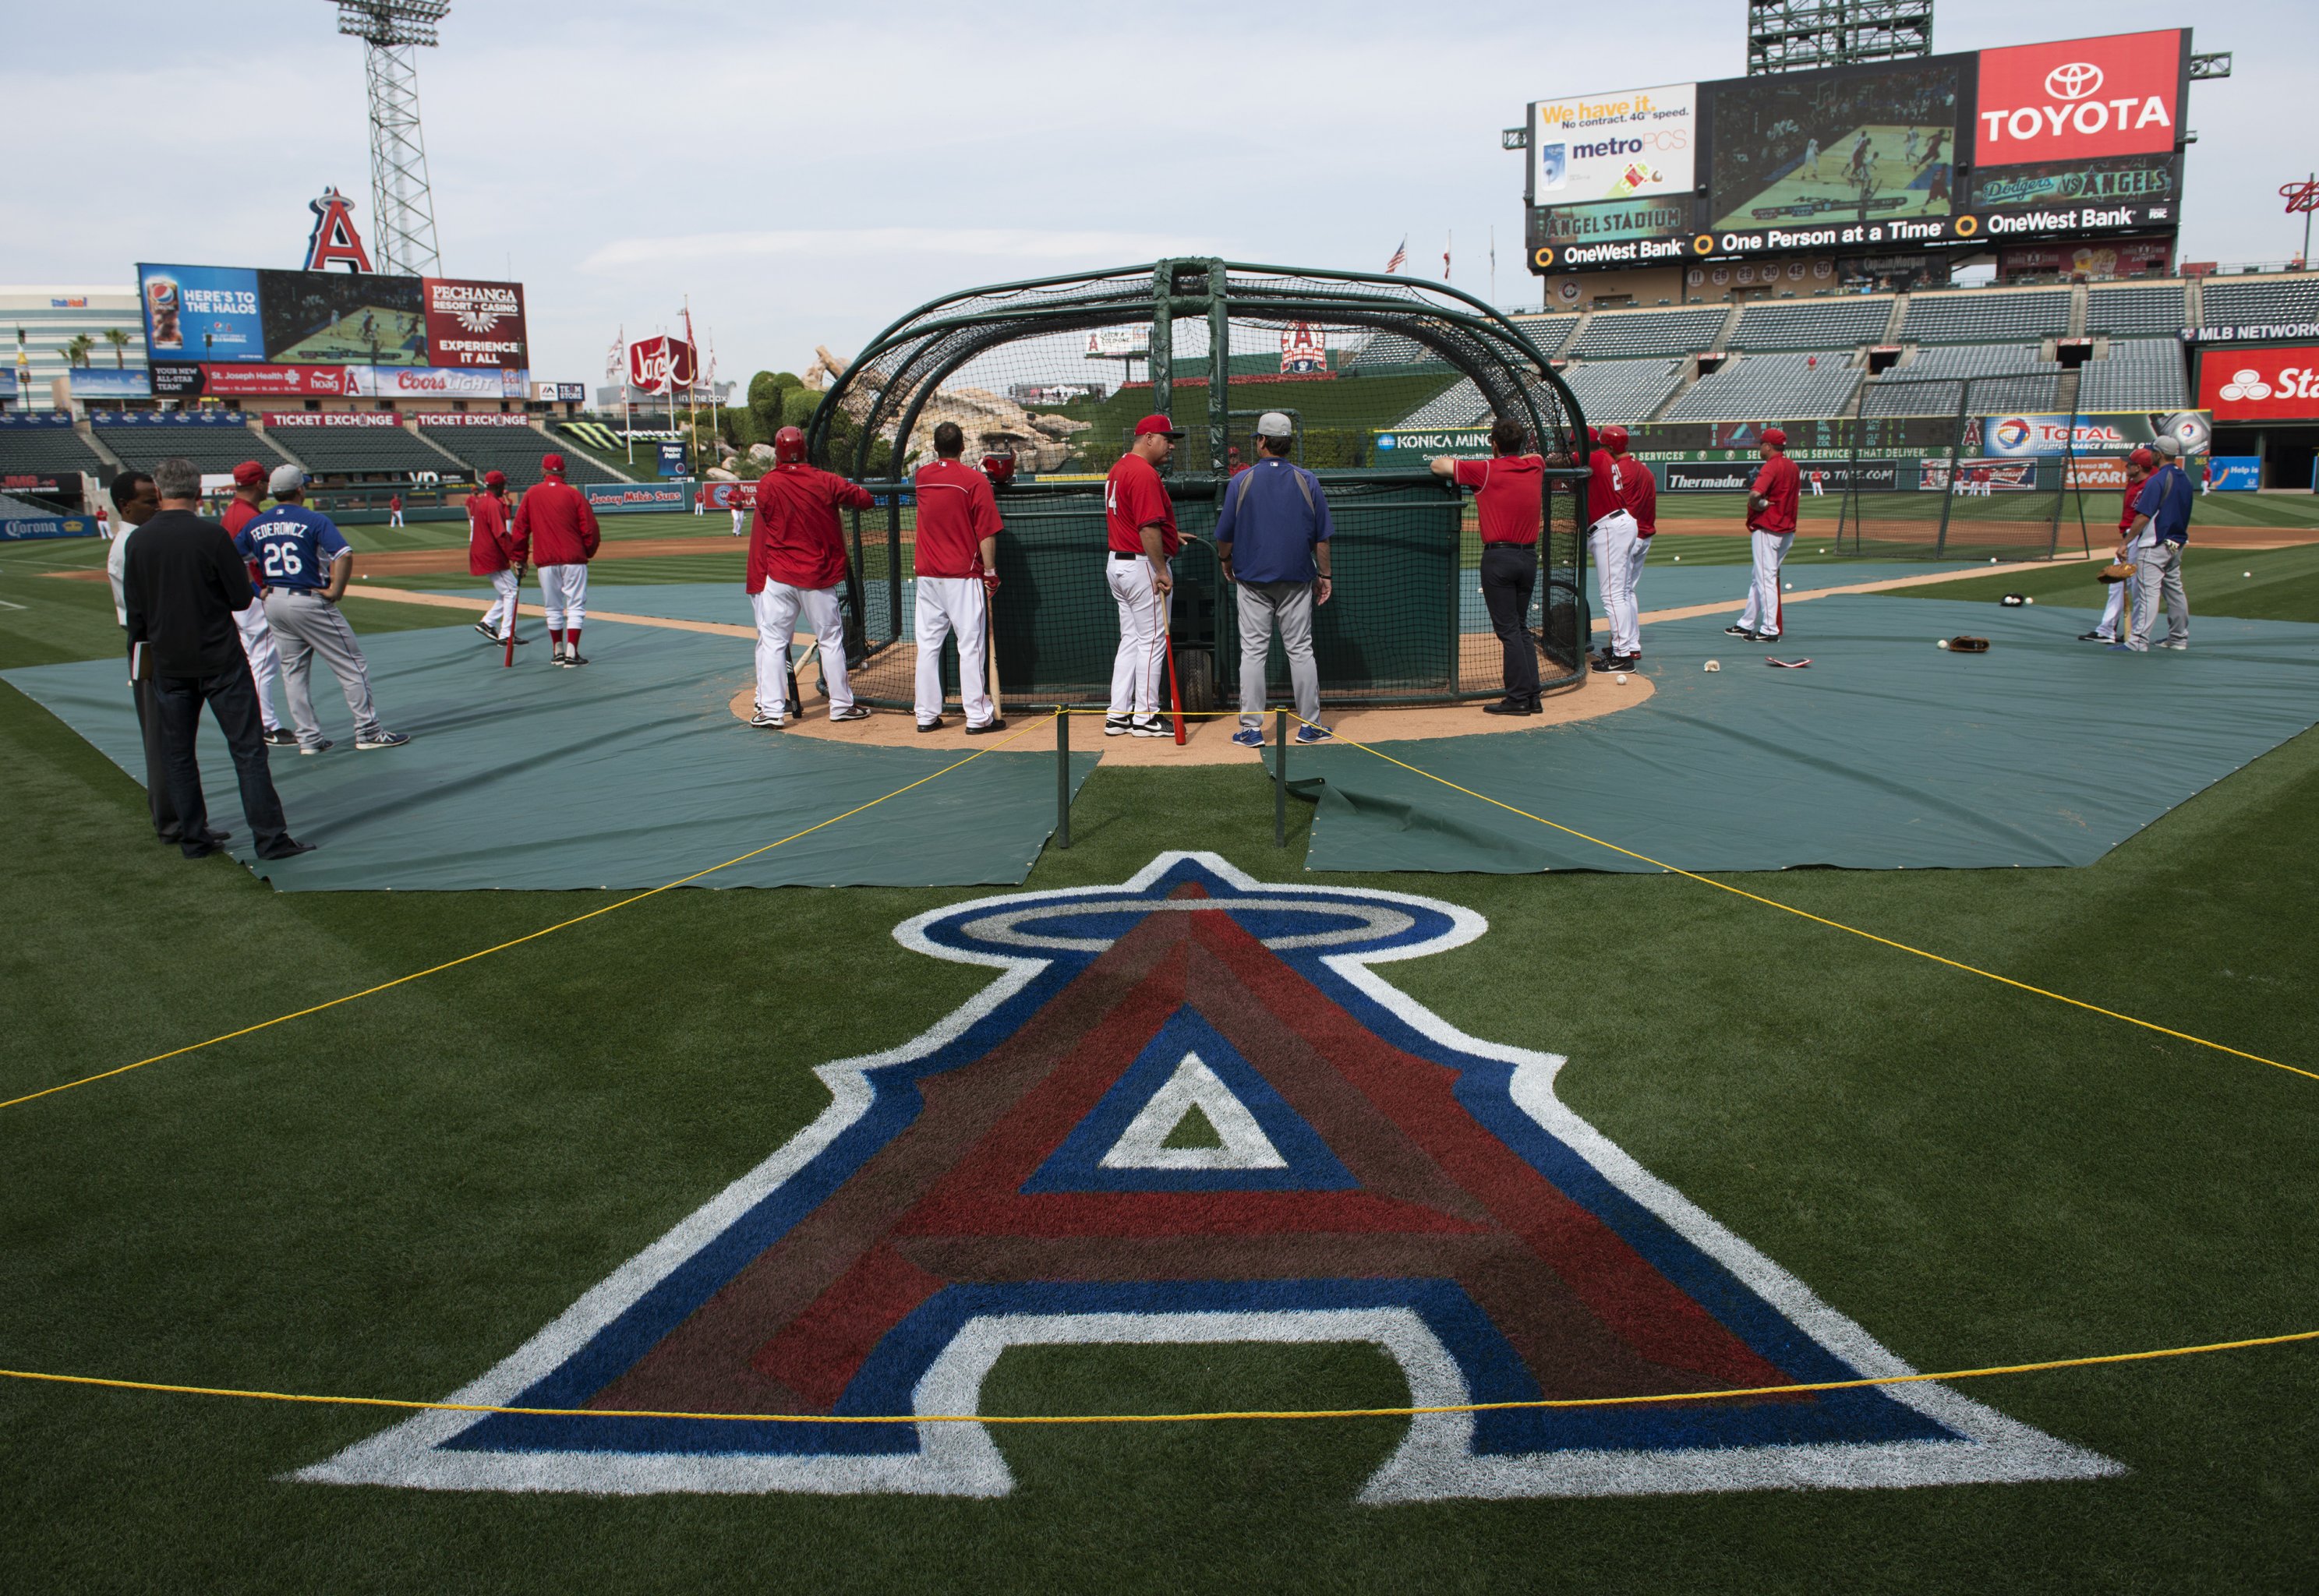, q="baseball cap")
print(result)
[2152,435,2182,457]
[1254,411,1293,439]
[1133,414,1184,439]
[1762,427,1789,447]
[1600,425,1630,454]
[540,452,567,474]
[231,460,266,487]
[267,464,306,496]
[483,469,507,487]
[2129,447,2157,468]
